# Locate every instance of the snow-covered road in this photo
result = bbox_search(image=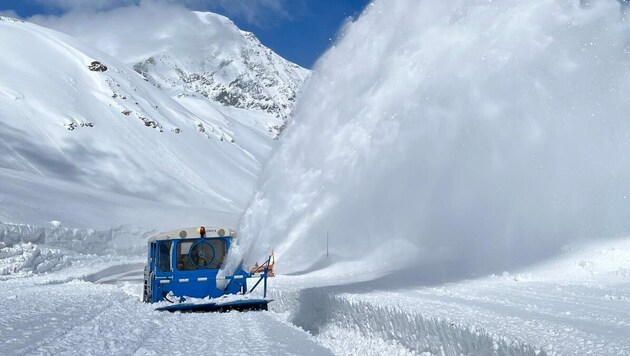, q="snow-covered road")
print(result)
[0,275,331,355]
[2,227,630,356]
[4,265,629,356]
